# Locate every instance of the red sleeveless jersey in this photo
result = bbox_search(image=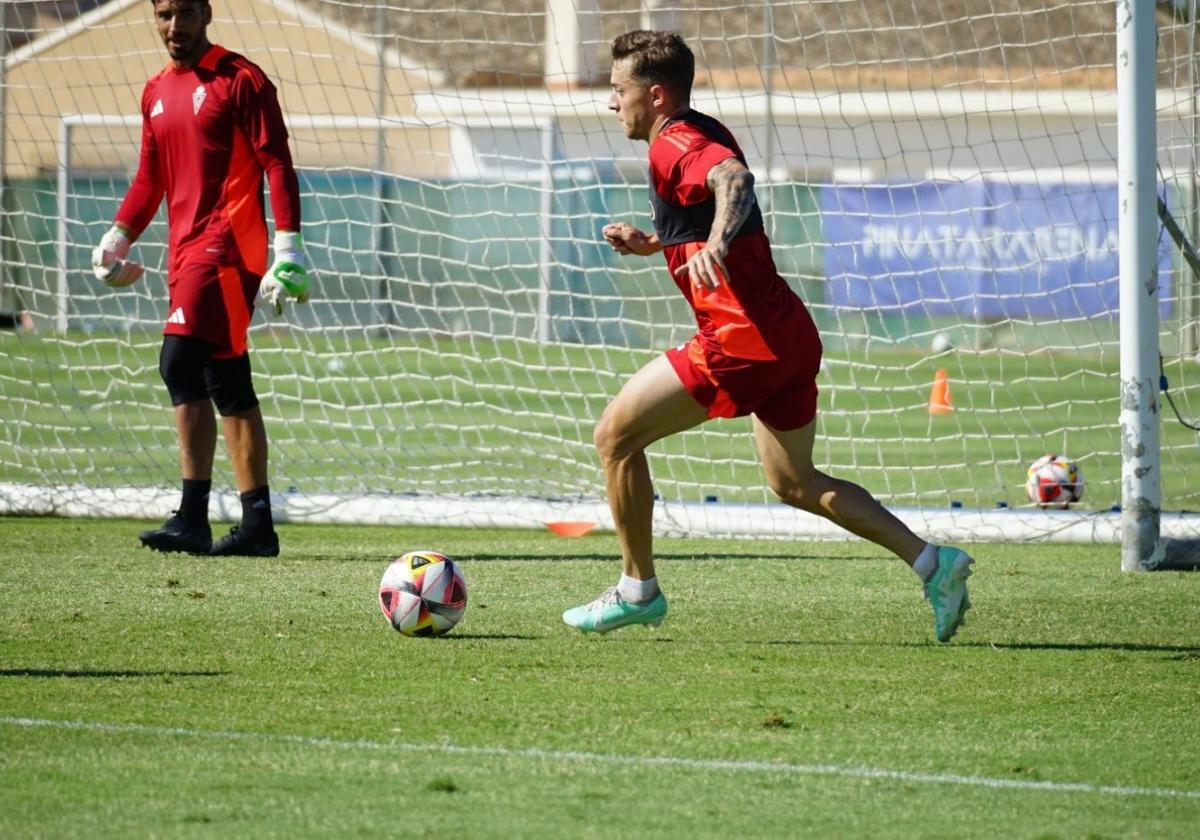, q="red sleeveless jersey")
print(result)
[648,112,818,364]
